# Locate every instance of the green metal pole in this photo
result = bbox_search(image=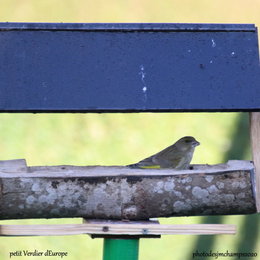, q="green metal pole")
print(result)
[103,238,139,260]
